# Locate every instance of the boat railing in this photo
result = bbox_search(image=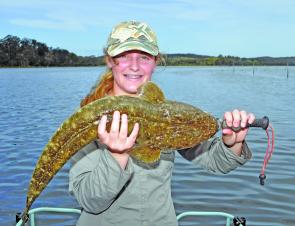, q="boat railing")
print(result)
[176,211,235,226]
[16,207,240,226]
[16,207,81,226]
